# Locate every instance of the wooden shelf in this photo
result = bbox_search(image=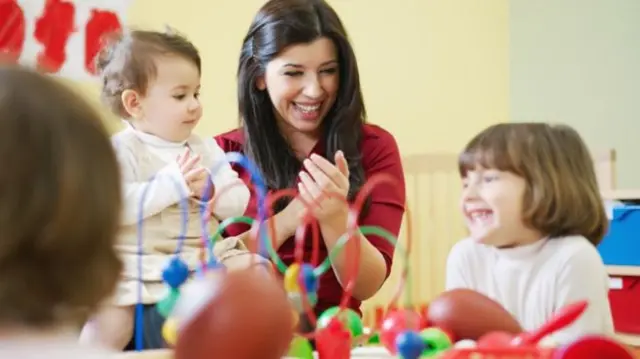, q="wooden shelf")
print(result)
[608,266,640,276]
[602,189,640,201]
